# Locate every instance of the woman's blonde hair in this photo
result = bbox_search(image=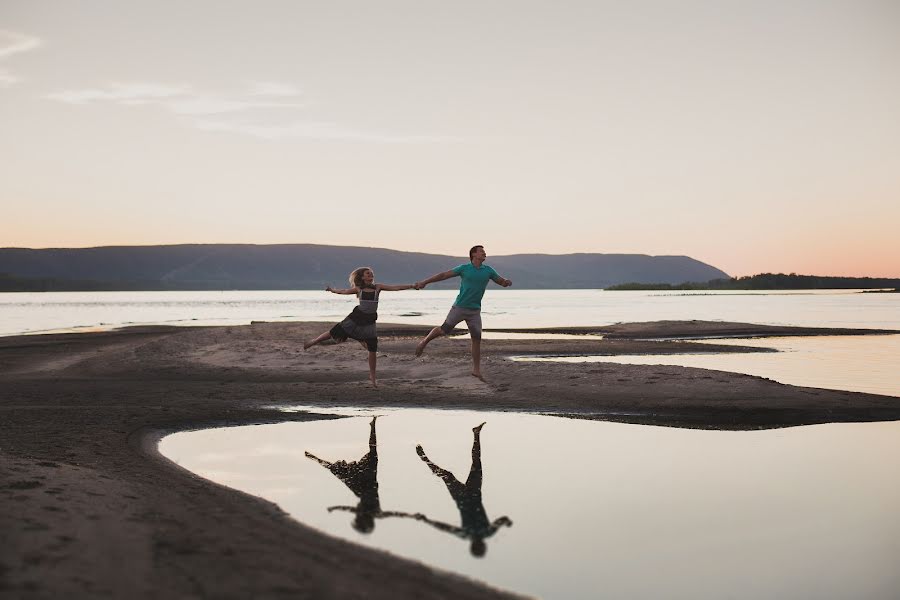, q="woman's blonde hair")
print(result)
[348,266,374,288]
